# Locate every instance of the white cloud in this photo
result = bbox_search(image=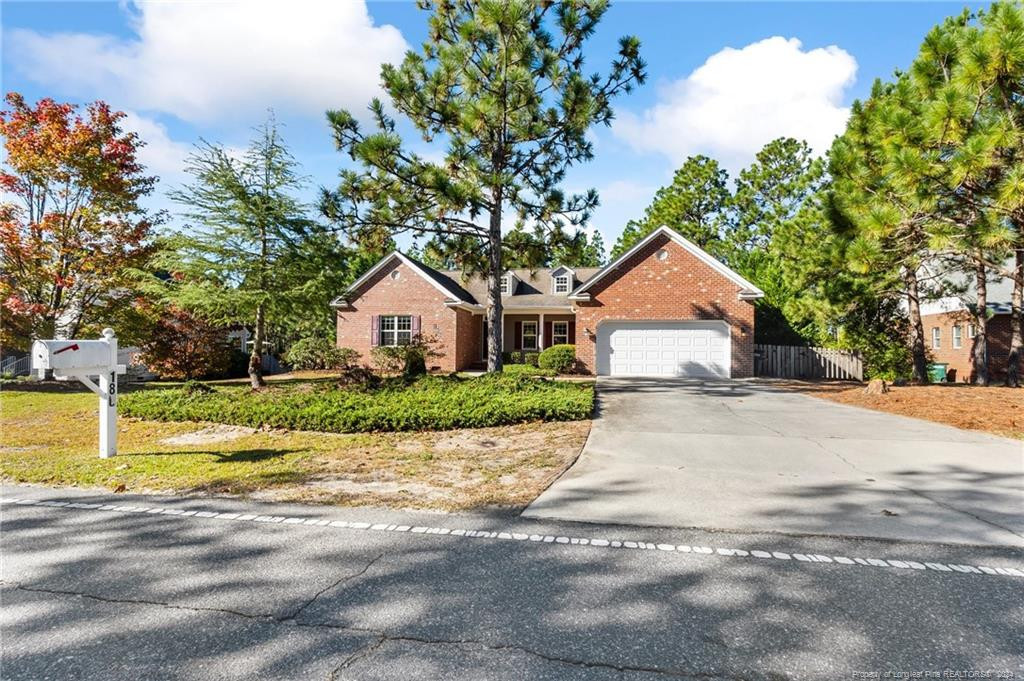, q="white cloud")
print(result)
[597,179,657,204]
[614,37,857,169]
[119,111,190,181]
[8,0,407,123]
